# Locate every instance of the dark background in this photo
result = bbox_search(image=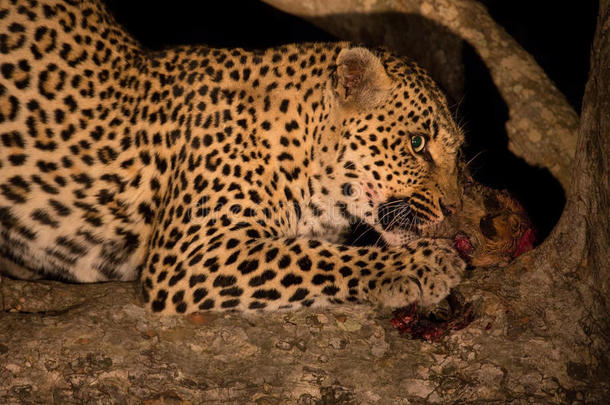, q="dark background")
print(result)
[102,0,598,239]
